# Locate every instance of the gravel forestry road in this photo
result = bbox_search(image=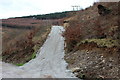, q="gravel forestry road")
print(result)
[1,26,76,78]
